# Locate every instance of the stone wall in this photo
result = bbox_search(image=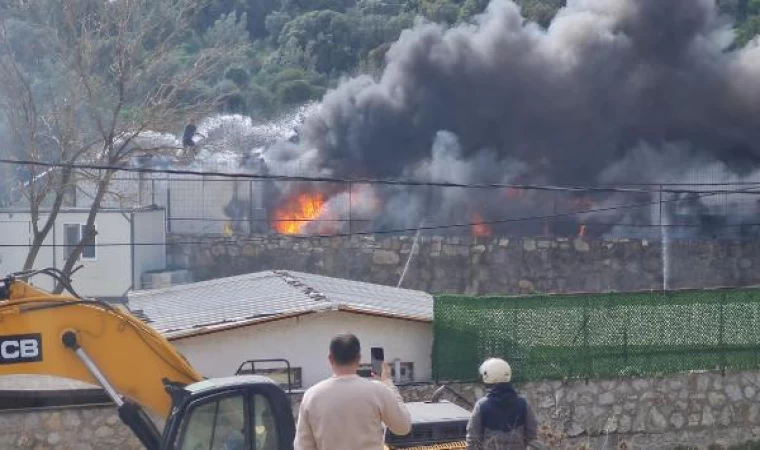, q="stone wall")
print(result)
[7,369,760,449]
[168,234,760,294]
[0,405,142,450]
[396,370,760,449]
